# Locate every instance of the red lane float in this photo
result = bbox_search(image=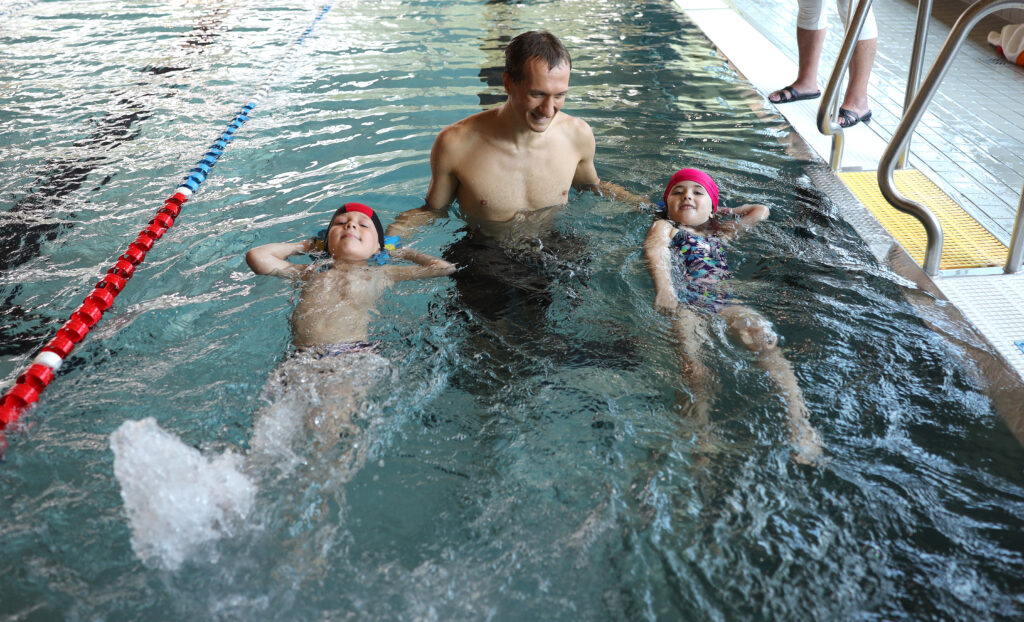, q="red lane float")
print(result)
[0,3,335,441]
[0,189,191,429]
